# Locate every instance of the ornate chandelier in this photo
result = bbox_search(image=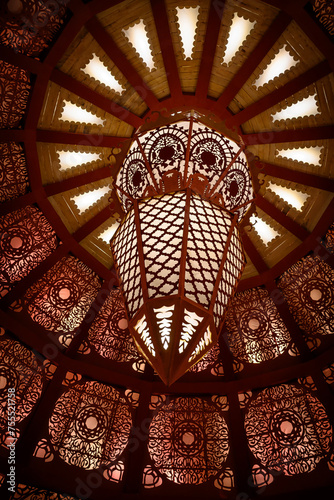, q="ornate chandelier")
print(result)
[111,116,254,385]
